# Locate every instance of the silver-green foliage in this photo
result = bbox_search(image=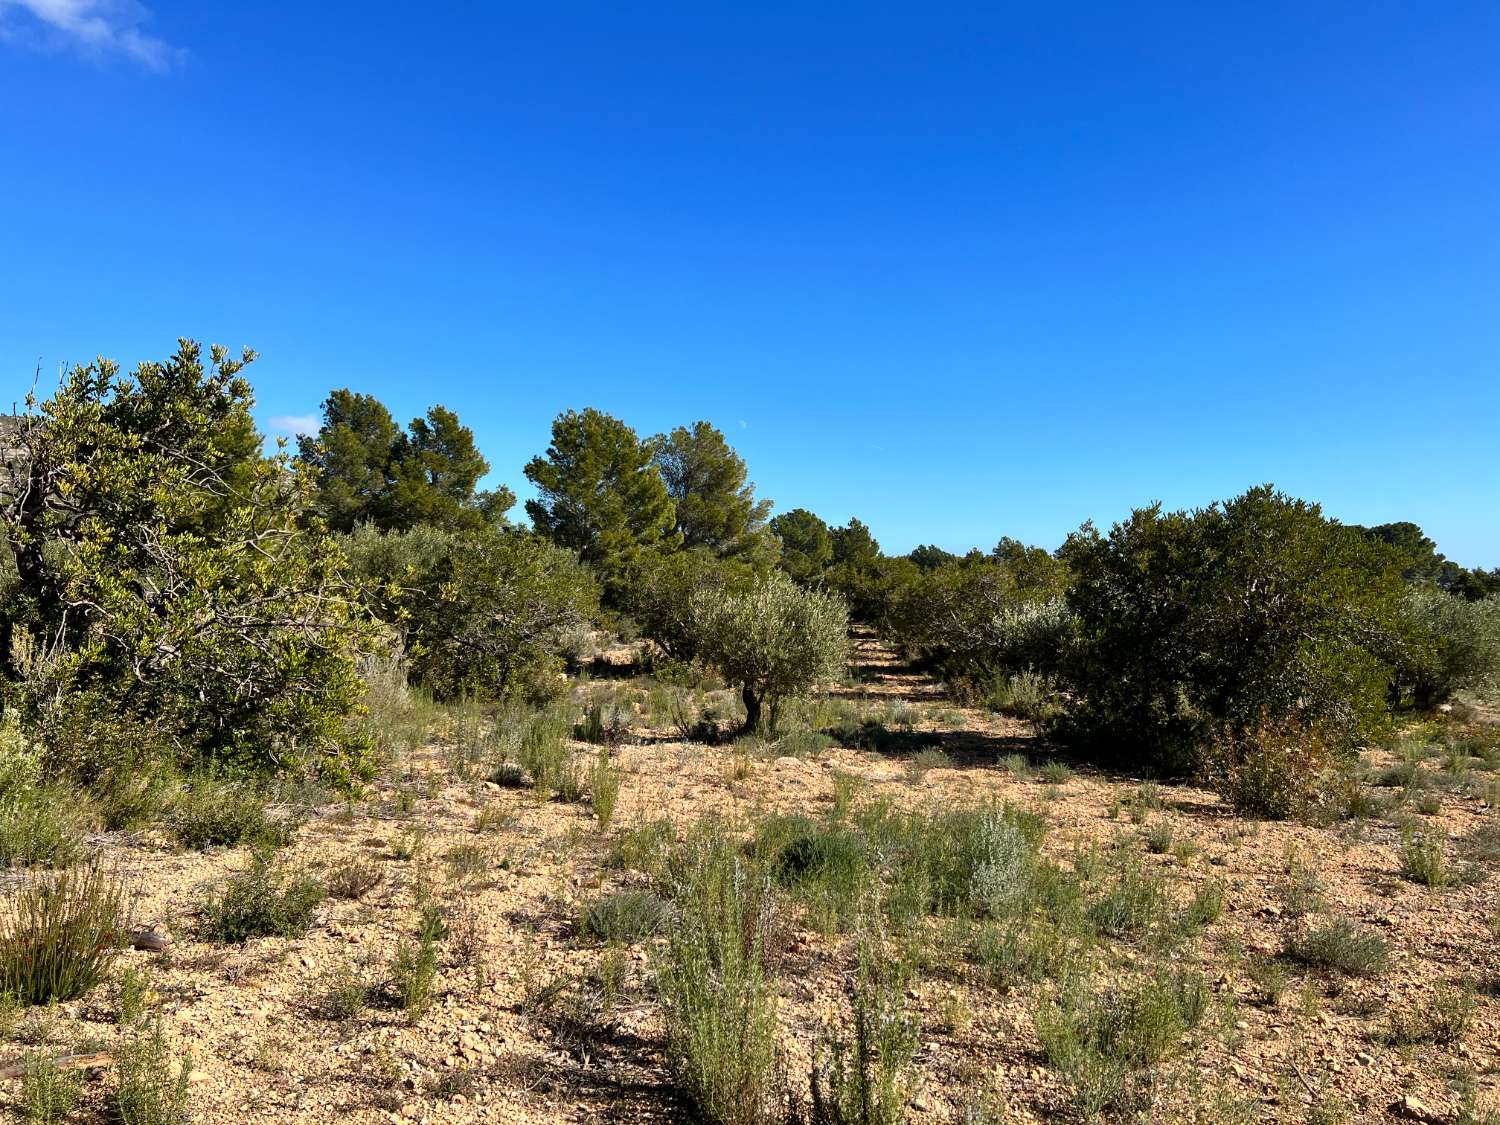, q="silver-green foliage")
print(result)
[689,572,849,731]
[1397,587,1500,708]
